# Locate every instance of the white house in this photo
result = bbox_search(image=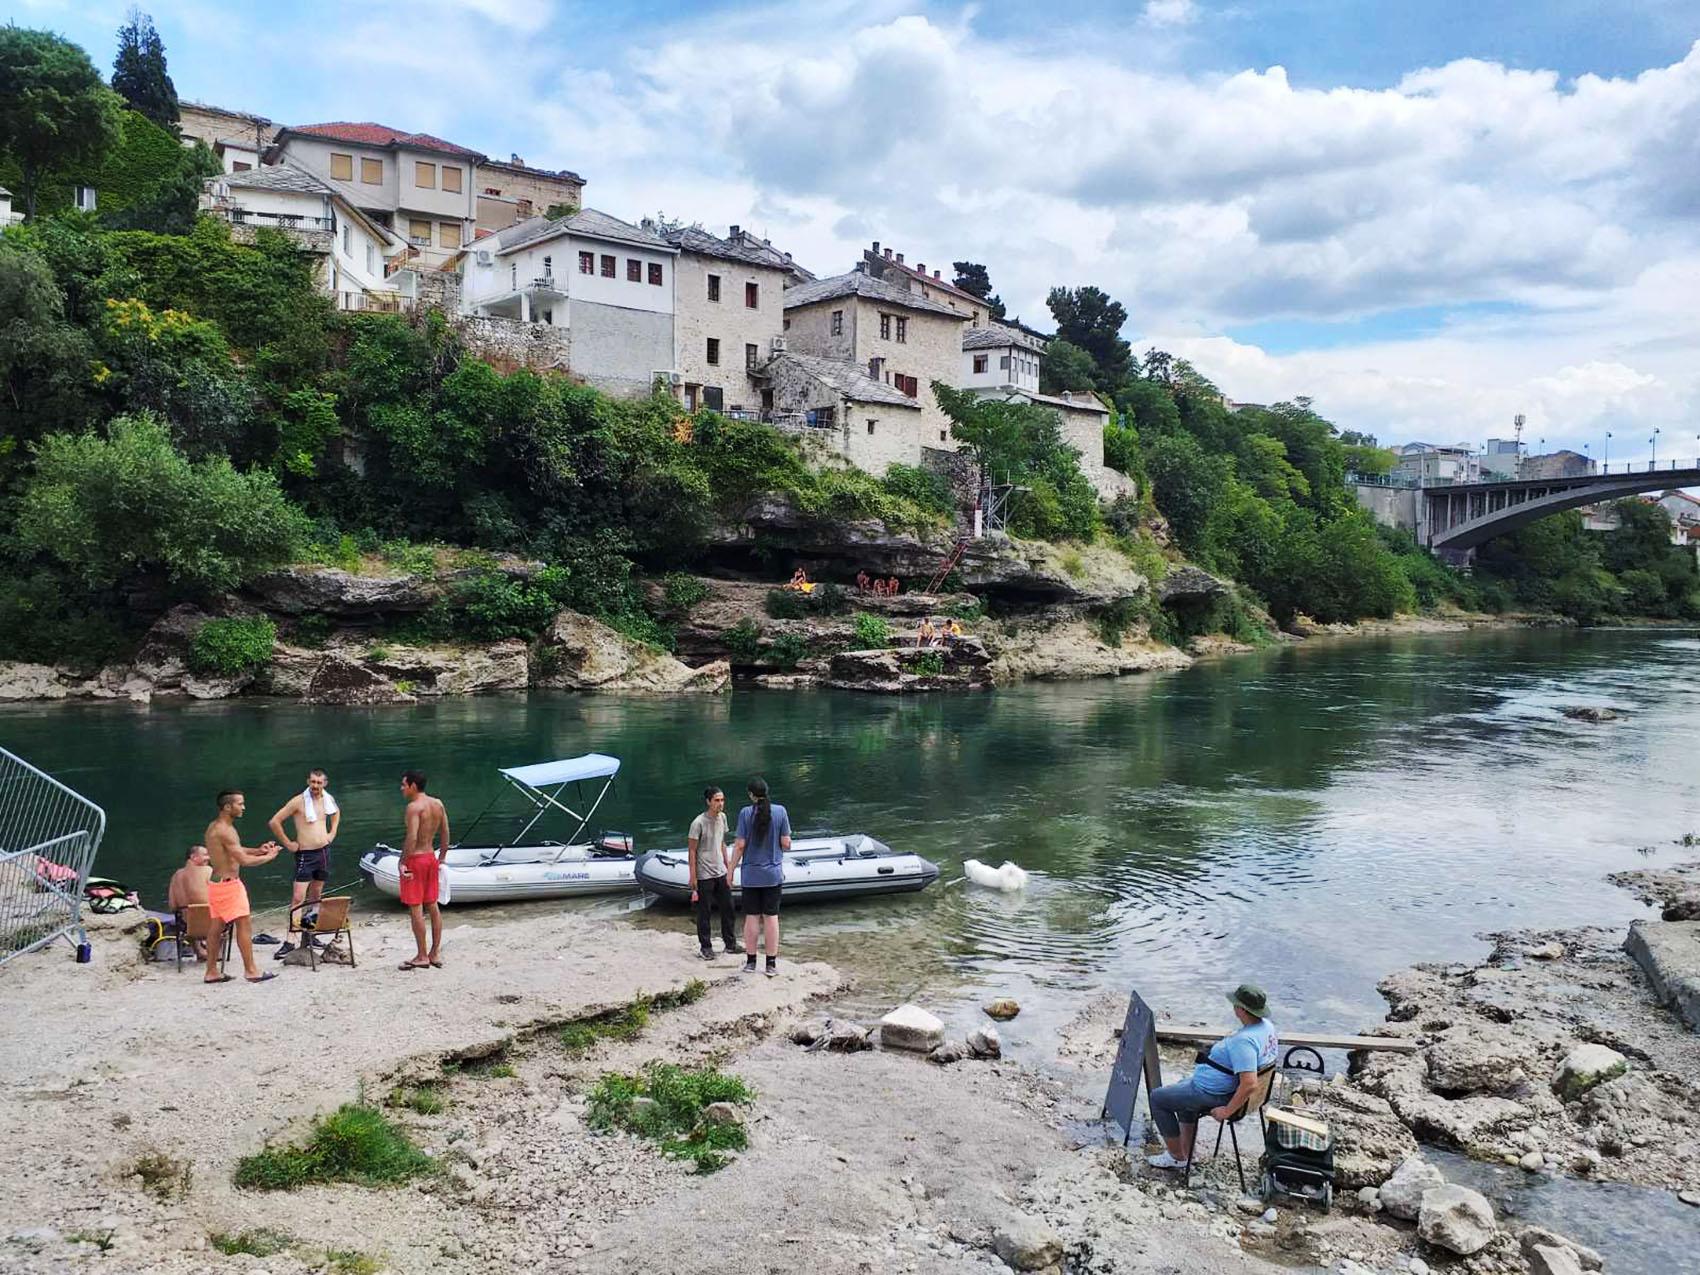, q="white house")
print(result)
[200,163,406,310]
[962,323,1045,391]
[459,208,678,398]
[0,185,21,226]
